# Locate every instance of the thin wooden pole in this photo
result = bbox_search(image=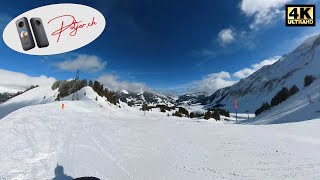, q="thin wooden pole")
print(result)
[236,109,237,123]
